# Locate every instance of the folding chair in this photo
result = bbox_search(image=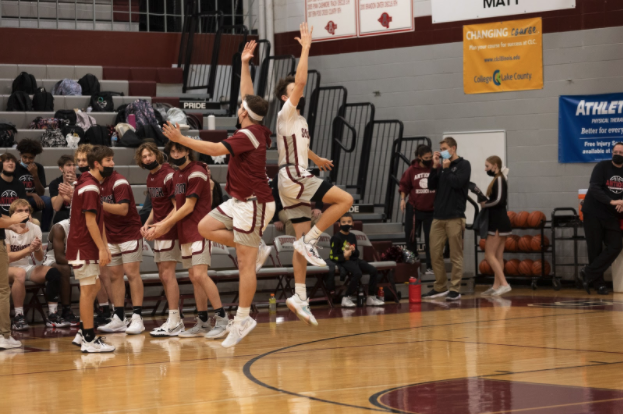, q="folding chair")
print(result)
[350,230,399,302]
